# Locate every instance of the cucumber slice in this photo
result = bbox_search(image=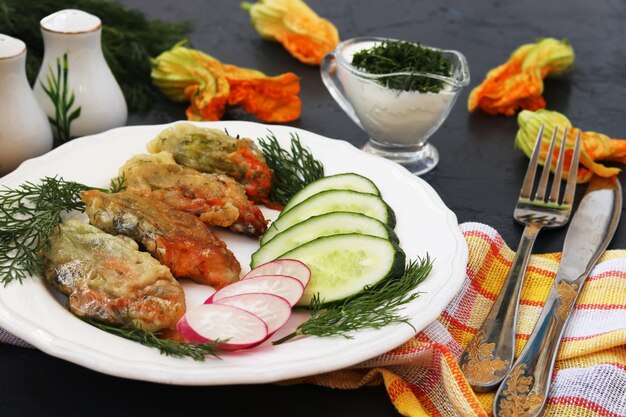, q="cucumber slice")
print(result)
[251,212,399,268]
[261,190,396,245]
[279,233,406,306]
[282,173,380,213]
